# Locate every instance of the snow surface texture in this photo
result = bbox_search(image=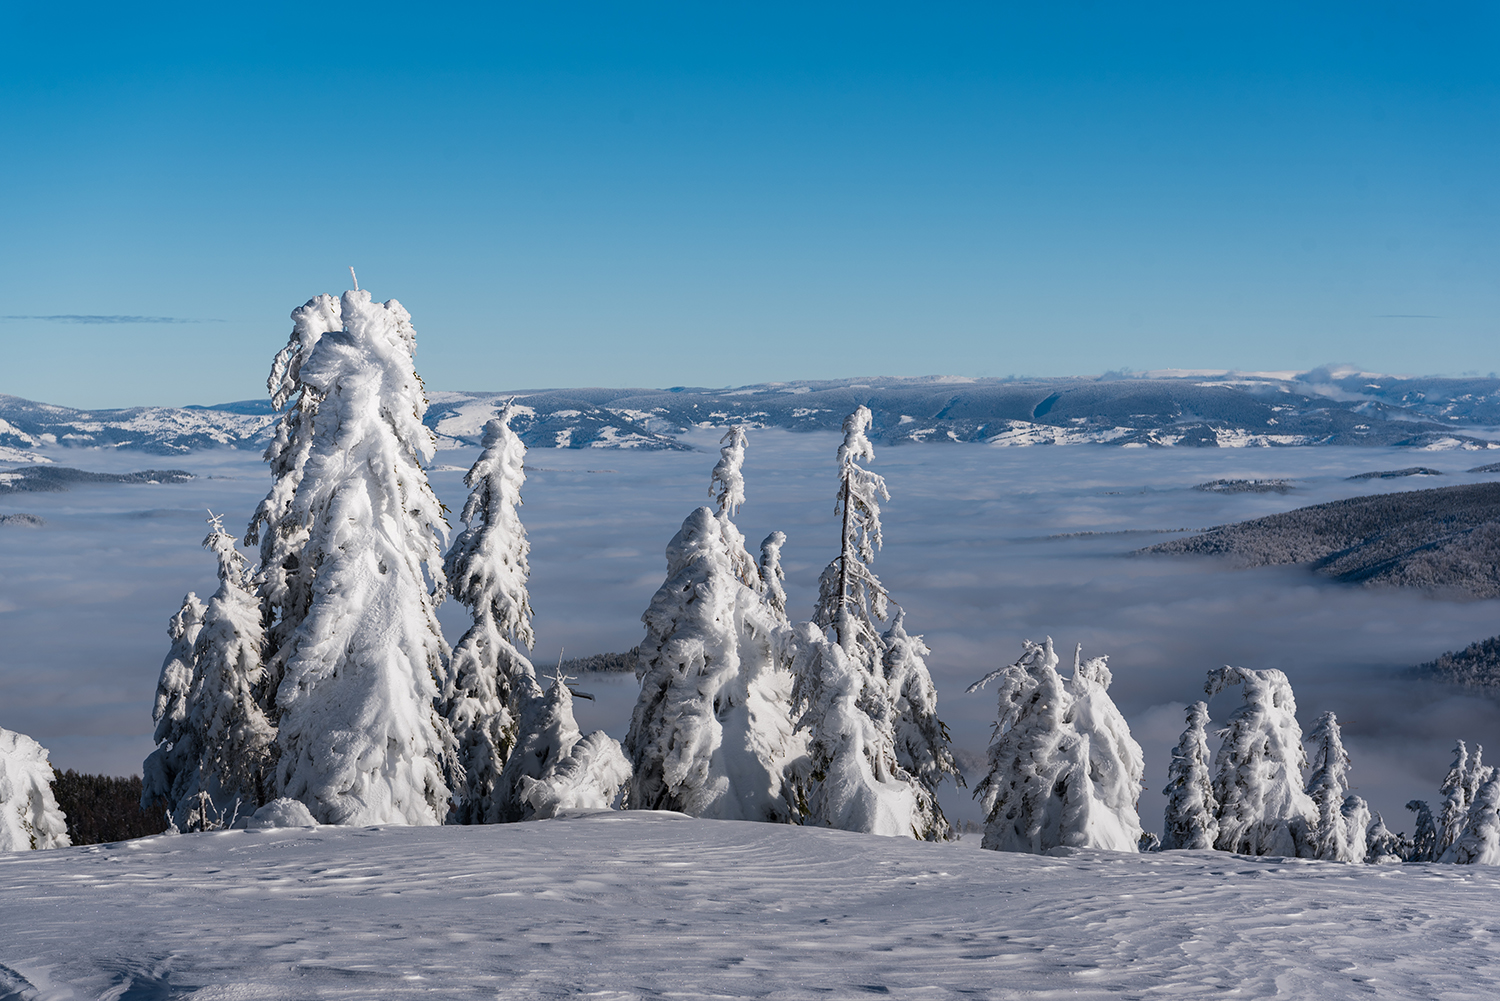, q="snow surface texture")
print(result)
[3,813,1500,998]
[0,727,69,852]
